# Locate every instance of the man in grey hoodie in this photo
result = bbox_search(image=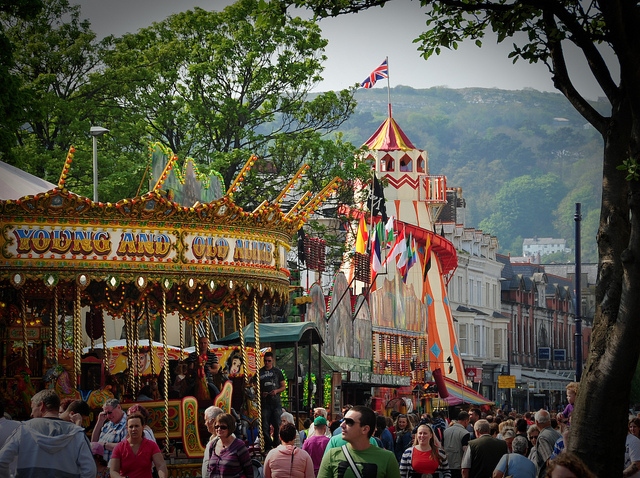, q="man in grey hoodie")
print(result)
[0,389,96,478]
